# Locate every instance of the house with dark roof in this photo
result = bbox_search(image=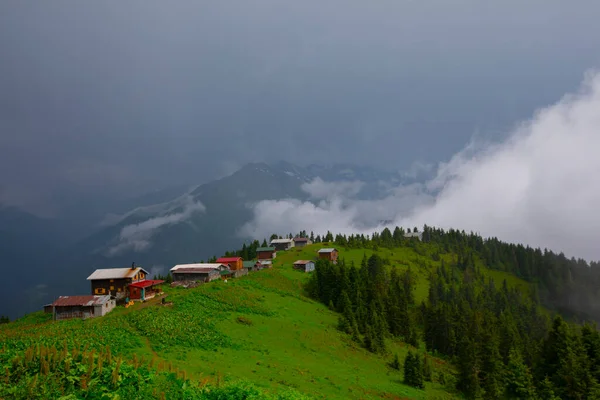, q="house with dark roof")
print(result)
[318,248,339,264]
[170,263,228,283]
[87,264,149,298]
[270,238,294,251]
[257,247,276,260]
[44,295,115,320]
[293,237,312,248]
[293,260,315,273]
[216,256,244,270]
